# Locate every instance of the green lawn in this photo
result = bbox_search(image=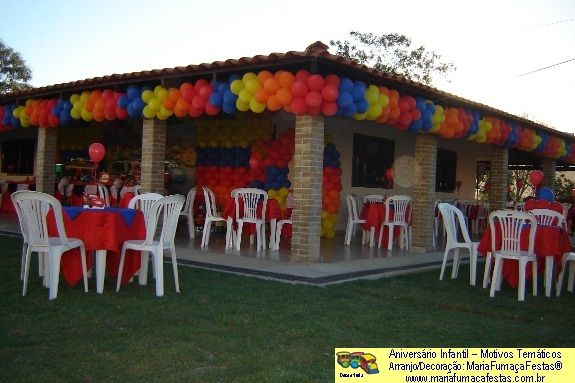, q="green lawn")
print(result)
[1,234,574,382]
